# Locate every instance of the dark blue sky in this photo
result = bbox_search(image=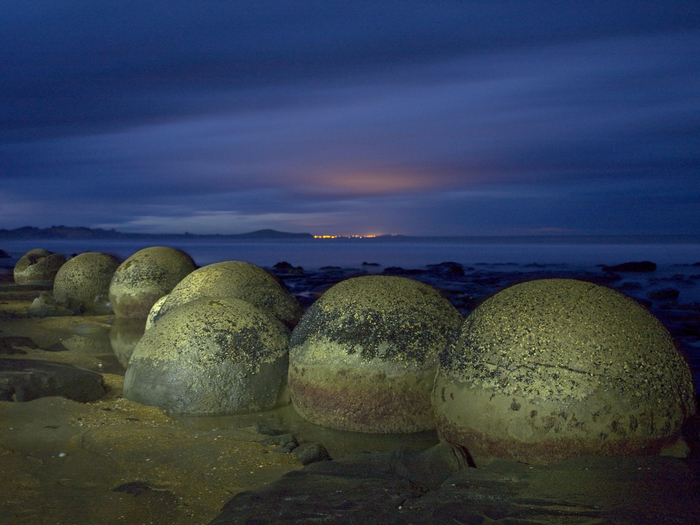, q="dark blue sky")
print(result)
[2,1,699,236]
